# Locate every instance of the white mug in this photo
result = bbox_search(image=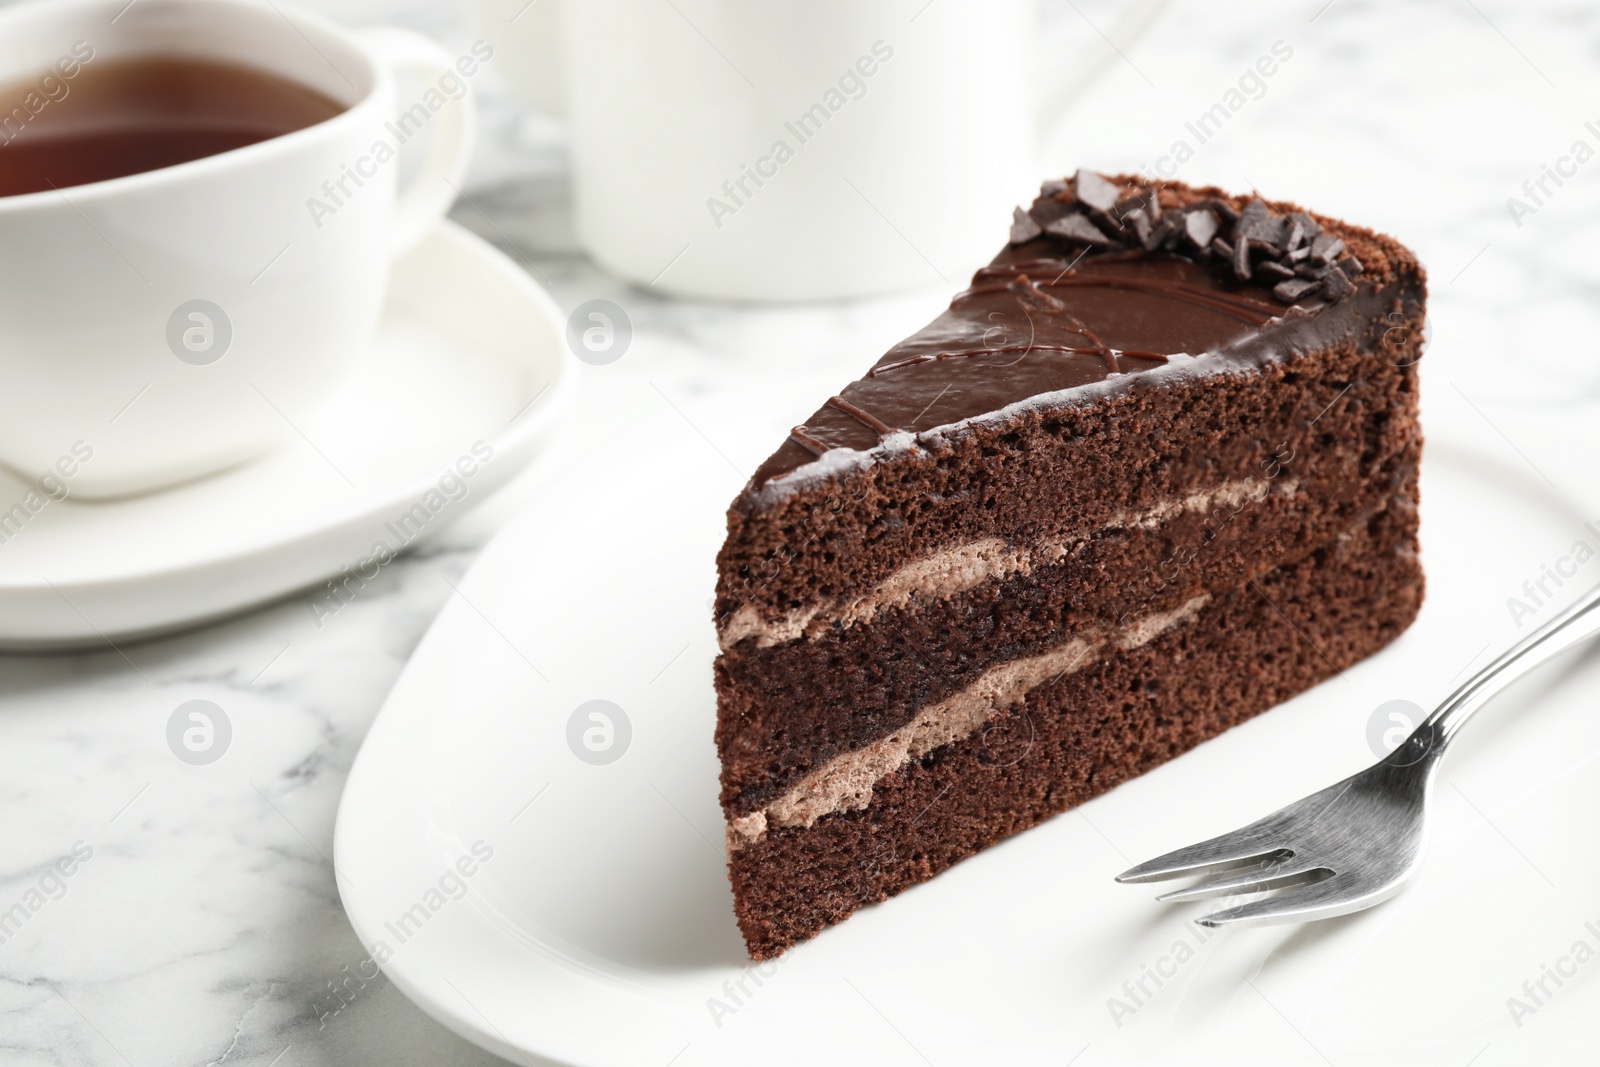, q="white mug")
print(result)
[0,0,477,498]
[467,0,1165,301]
